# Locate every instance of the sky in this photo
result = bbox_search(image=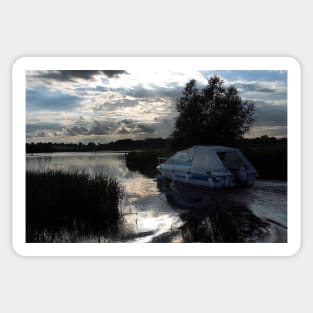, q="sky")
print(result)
[26,70,287,143]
